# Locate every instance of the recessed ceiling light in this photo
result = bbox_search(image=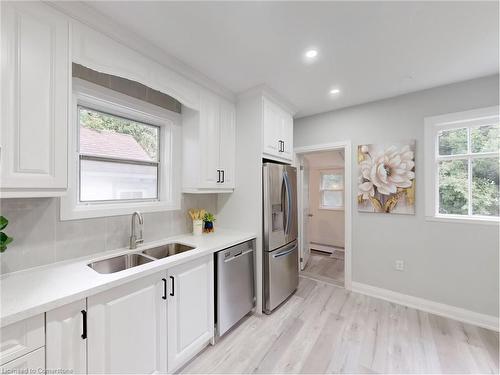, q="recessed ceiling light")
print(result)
[329,88,341,95]
[305,49,318,59]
